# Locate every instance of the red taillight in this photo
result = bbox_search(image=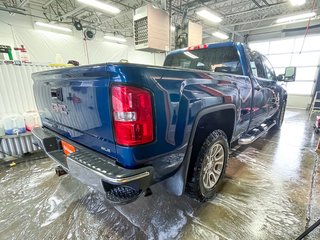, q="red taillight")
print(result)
[111,85,154,146]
